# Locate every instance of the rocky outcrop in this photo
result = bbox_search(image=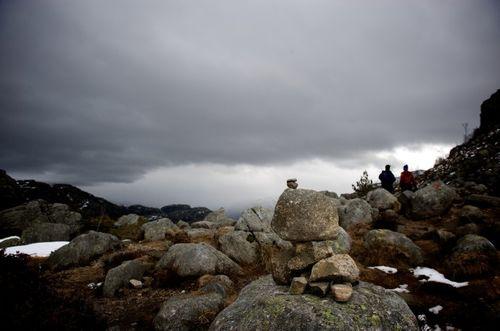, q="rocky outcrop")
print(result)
[337,198,373,230]
[209,275,418,331]
[411,181,458,219]
[366,188,400,211]
[479,89,500,132]
[419,90,500,196]
[154,293,225,331]
[0,169,25,211]
[0,200,82,238]
[234,206,273,232]
[272,189,339,242]
[156,243,242,277]
[363,229,424,267]
[46,231,121,270]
